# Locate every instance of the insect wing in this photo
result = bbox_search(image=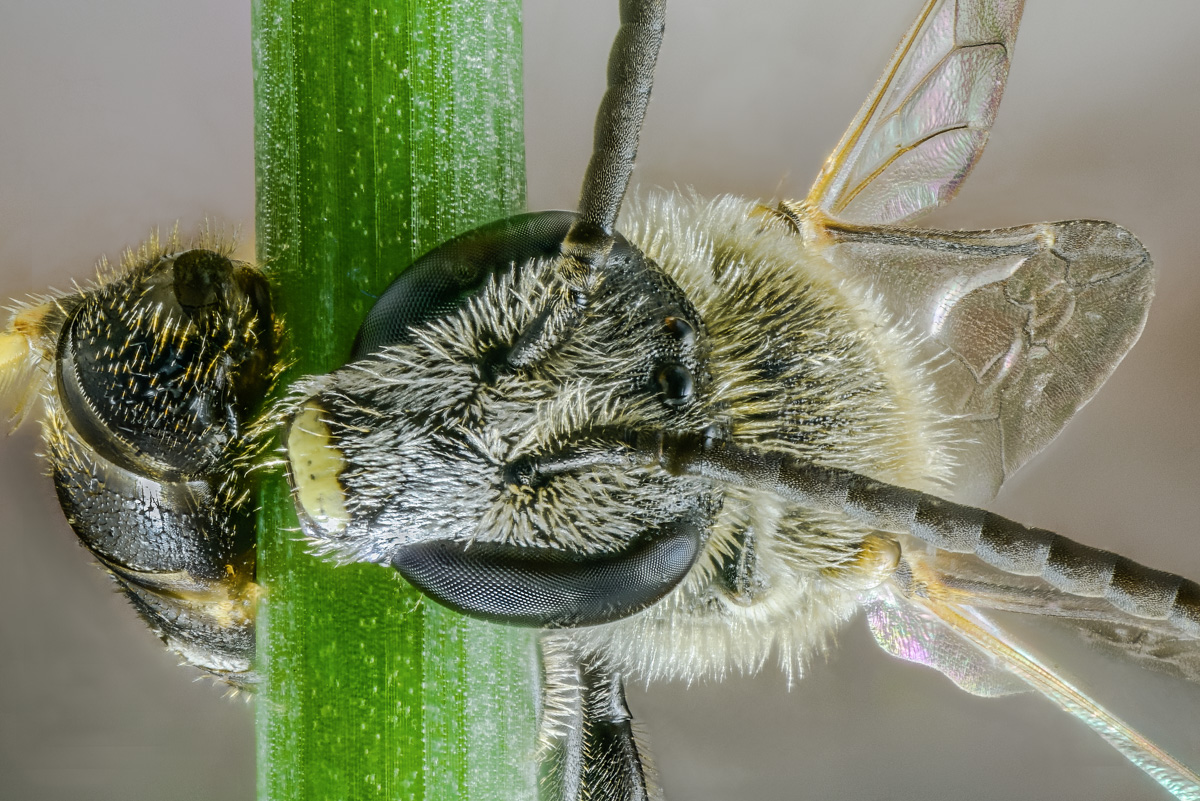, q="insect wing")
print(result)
[864,581,1025,698]
[820,220,1153,502]
[805,0,1024,225]
[864,575,1200,800]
